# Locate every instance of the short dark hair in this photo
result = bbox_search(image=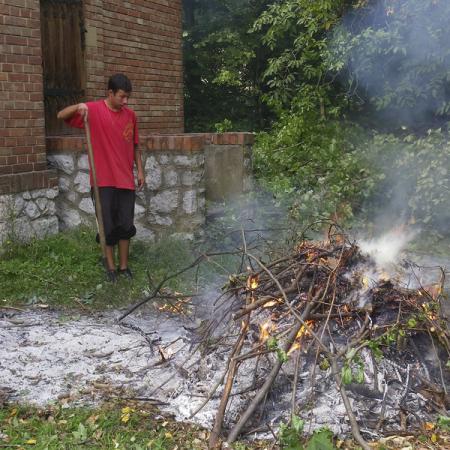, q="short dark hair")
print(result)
[108,73,132,94]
